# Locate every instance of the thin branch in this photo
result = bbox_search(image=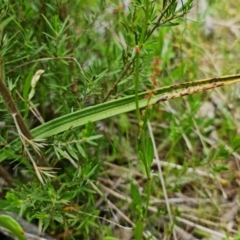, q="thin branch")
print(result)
[175,216,234,240]
[0,63,32,141]
[0,59,50,169]
[147,121,178,240]
[146,0,176,40]
[103,59,135,102]
[146,0,191,41]
[0,166,15,187]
